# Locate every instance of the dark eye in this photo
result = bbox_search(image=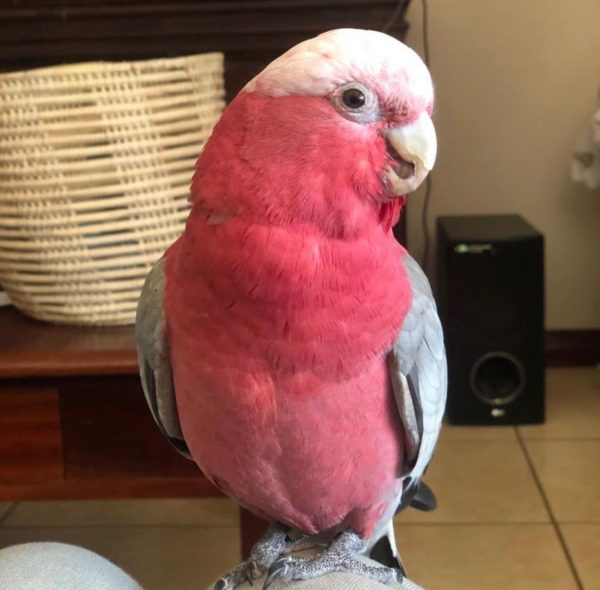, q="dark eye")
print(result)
[334,82,379,123]
[342,88,366,109]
